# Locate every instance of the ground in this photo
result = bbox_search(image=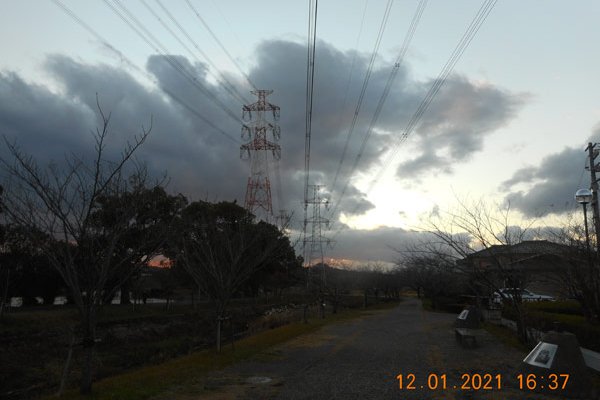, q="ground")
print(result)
[153,298,591,400]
